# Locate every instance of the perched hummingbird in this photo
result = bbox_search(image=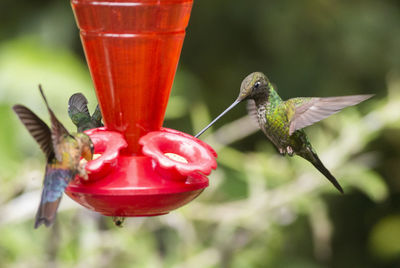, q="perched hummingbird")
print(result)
[68,93,103,132]
[195,72,373,193]
[13,86,94,228]
[68,93,125,227]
